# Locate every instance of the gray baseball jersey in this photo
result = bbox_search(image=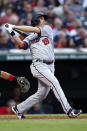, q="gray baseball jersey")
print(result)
[23,25,54,61]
